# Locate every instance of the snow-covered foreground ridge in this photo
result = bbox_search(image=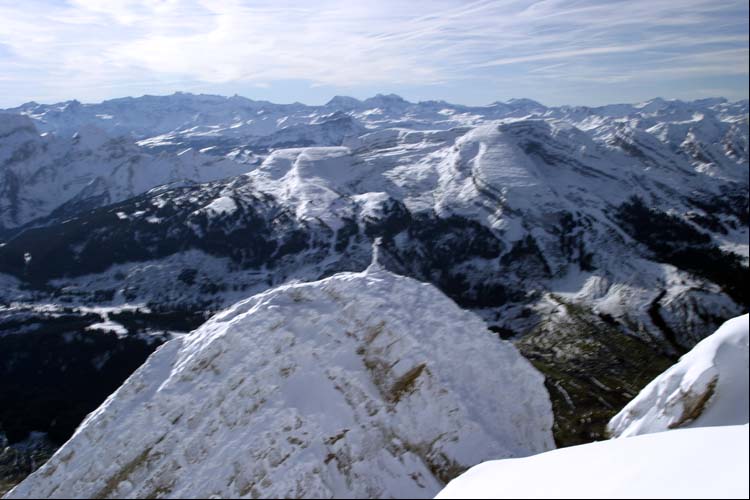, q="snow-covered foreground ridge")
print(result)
[608,314,749,437]
[5,268,554,499]
[435,424,750,499]
[436,314,750,499]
